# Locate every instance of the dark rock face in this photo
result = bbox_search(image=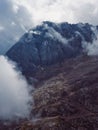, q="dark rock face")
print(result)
[31,56,98,130]
[6,21,97,76]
